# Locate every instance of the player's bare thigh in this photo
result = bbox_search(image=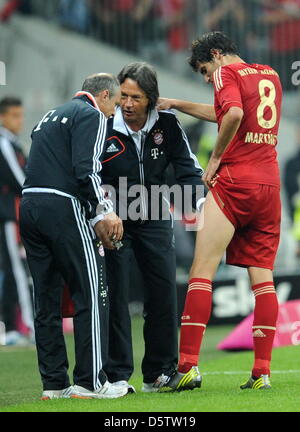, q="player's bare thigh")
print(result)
[189,191,235,280]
